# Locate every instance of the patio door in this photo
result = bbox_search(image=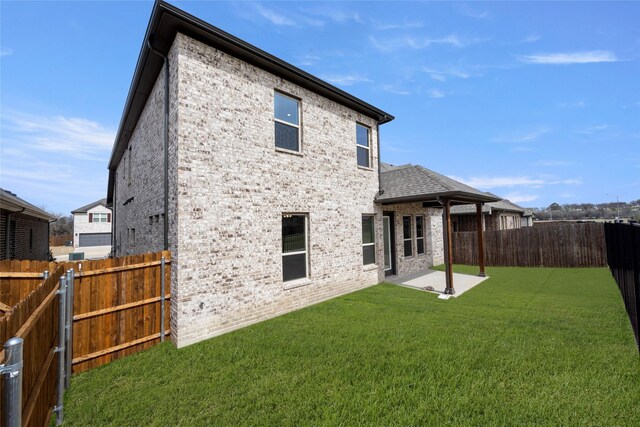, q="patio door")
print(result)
[383,212,396,276]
